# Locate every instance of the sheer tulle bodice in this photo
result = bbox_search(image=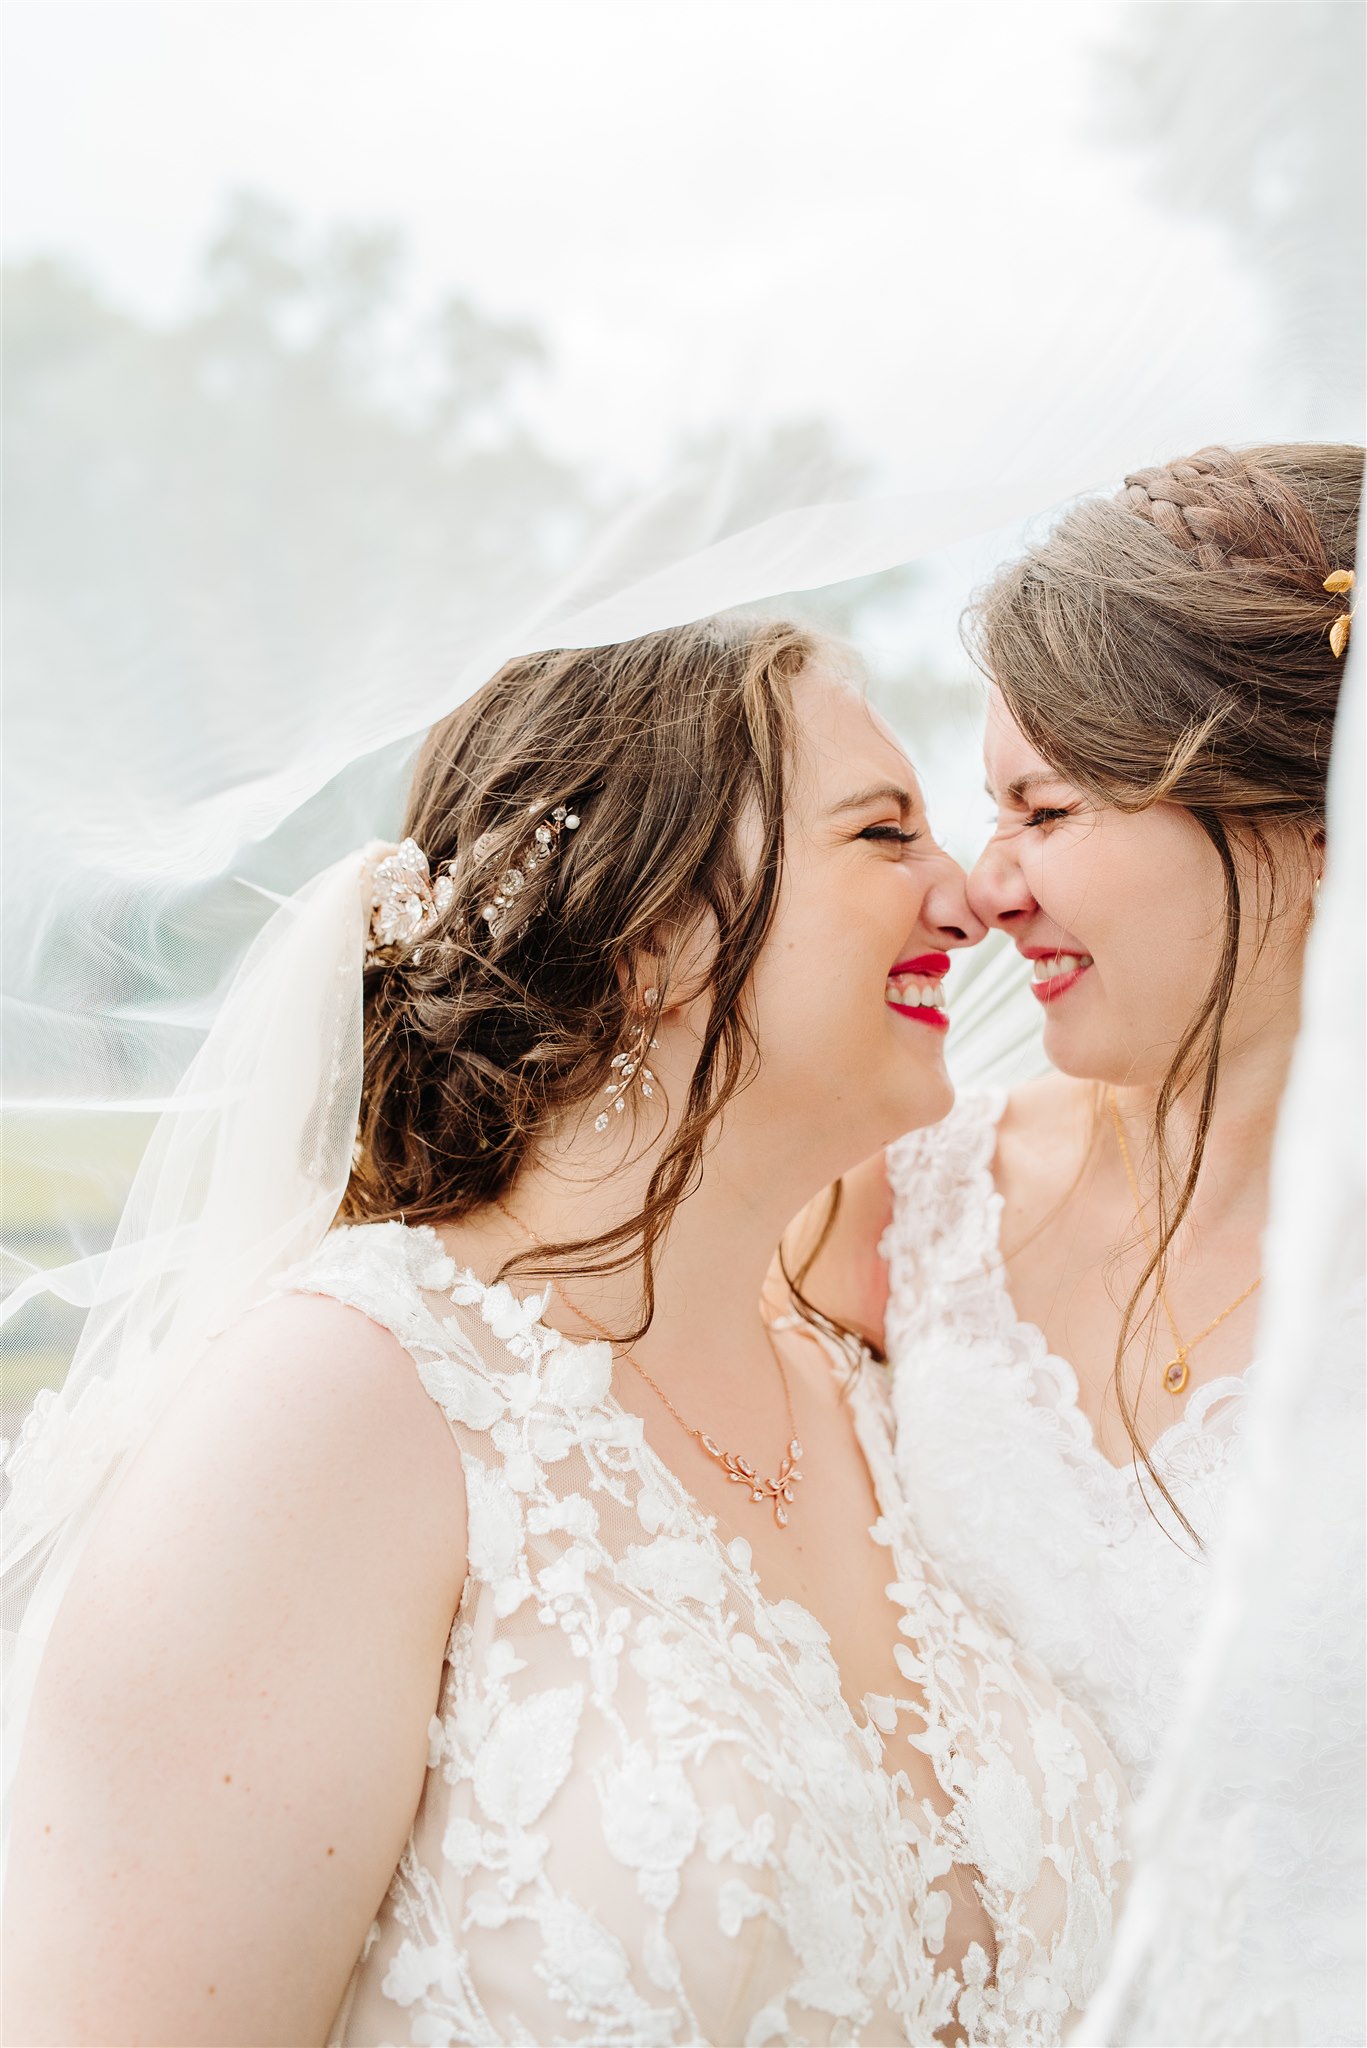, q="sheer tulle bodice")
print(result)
[279,1218,1125,2047]
[883,1090,1247,1781]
